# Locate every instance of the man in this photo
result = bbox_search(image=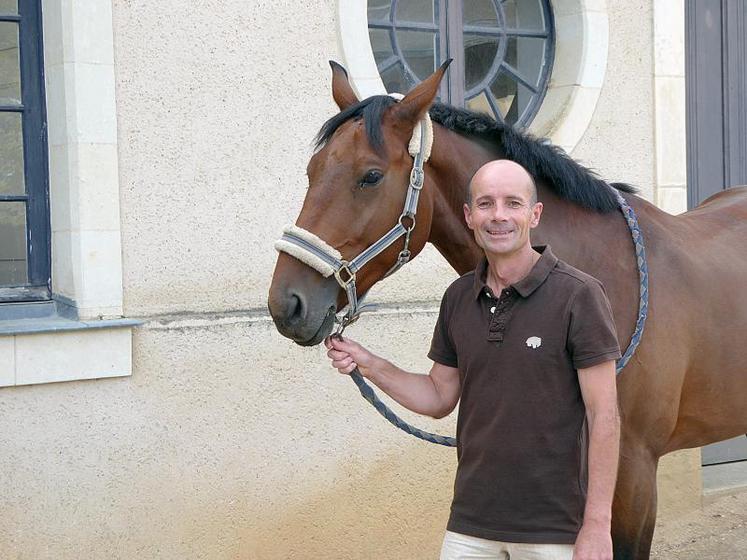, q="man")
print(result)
[325,160,621,560]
